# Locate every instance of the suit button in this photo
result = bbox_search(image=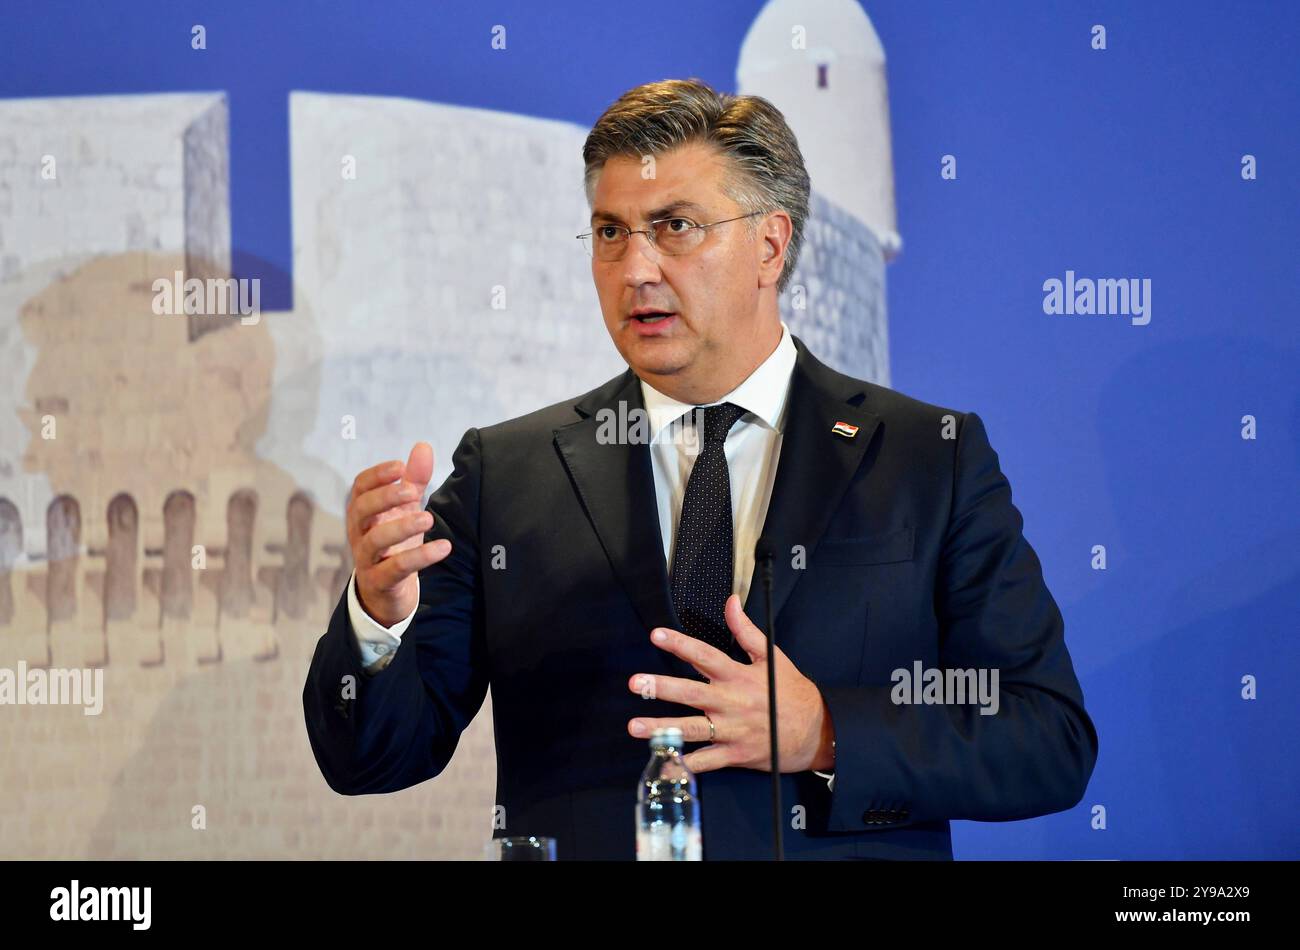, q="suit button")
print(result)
[334,700,349,719]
